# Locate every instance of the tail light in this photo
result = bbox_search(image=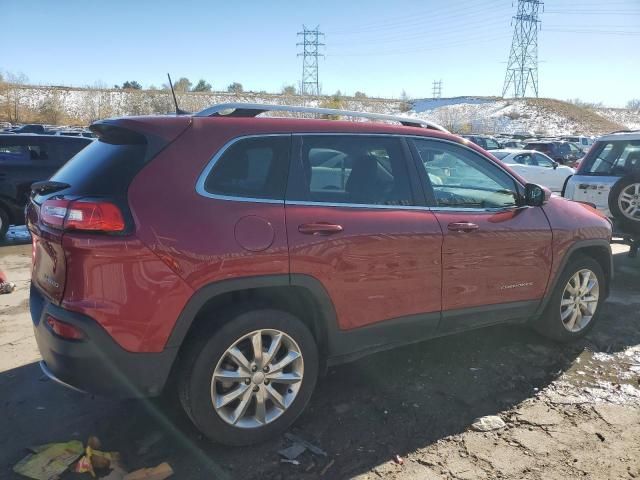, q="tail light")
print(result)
[46,315,85,340]
[41,199,125,232]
